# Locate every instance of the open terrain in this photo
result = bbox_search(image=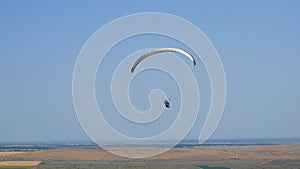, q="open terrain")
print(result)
[0,142,299,169]
[0,161,41,168]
